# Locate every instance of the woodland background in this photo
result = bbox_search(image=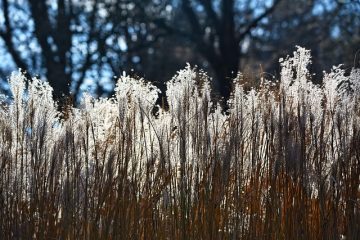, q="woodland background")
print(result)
[0,0,359,102]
